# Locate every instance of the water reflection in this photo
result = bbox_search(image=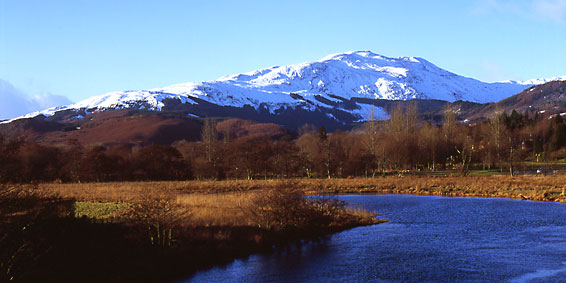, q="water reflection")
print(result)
[187,195,566,282]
